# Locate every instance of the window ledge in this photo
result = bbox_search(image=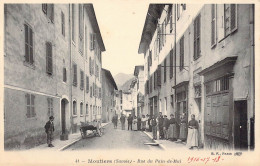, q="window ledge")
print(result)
[23,61,35,70]
[72,115,77,118]
[80,115,84,117]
